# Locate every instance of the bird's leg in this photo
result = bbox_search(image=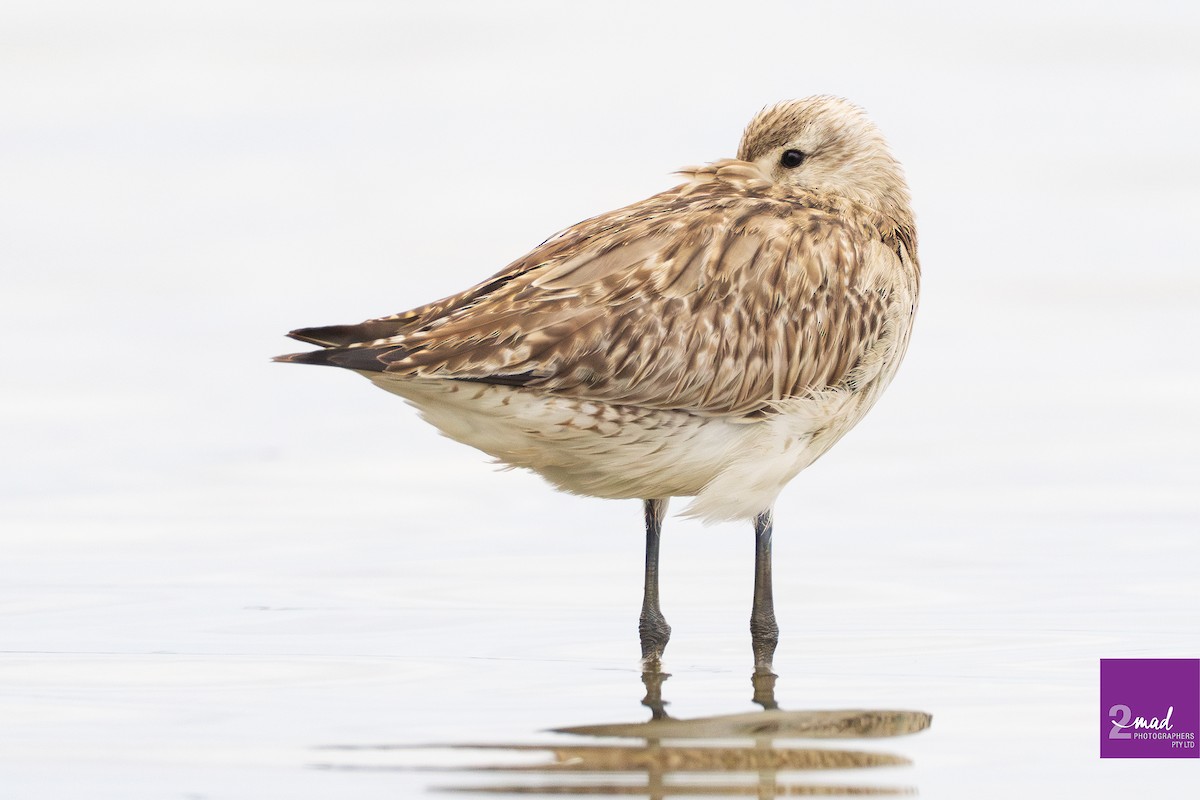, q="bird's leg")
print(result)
[638,498,671,665]
[750,508,779,672]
